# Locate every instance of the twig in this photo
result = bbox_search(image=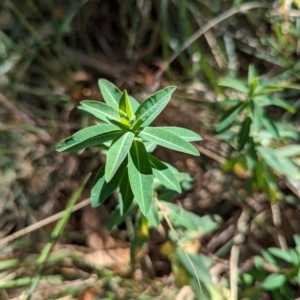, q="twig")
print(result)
[229,245,239,300]
[230,210,251,300]
[194,144,226,164]
[271,202,288,250]
[0,198,90,248]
